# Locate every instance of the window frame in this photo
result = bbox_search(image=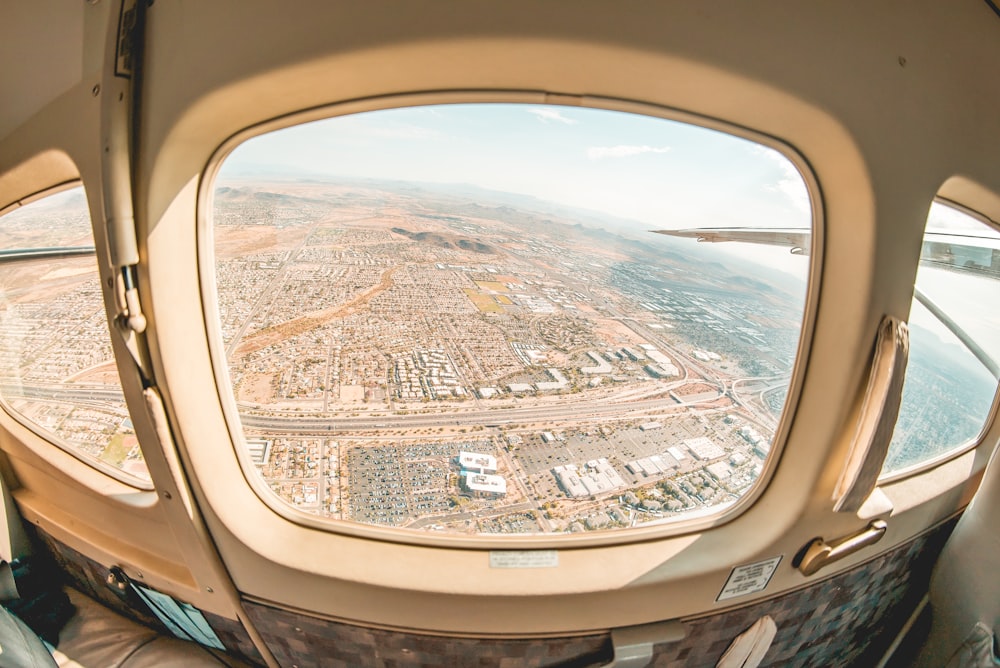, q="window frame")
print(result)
[878,197,1000,485]
[195,90,825,549]
[0,181,153,491]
